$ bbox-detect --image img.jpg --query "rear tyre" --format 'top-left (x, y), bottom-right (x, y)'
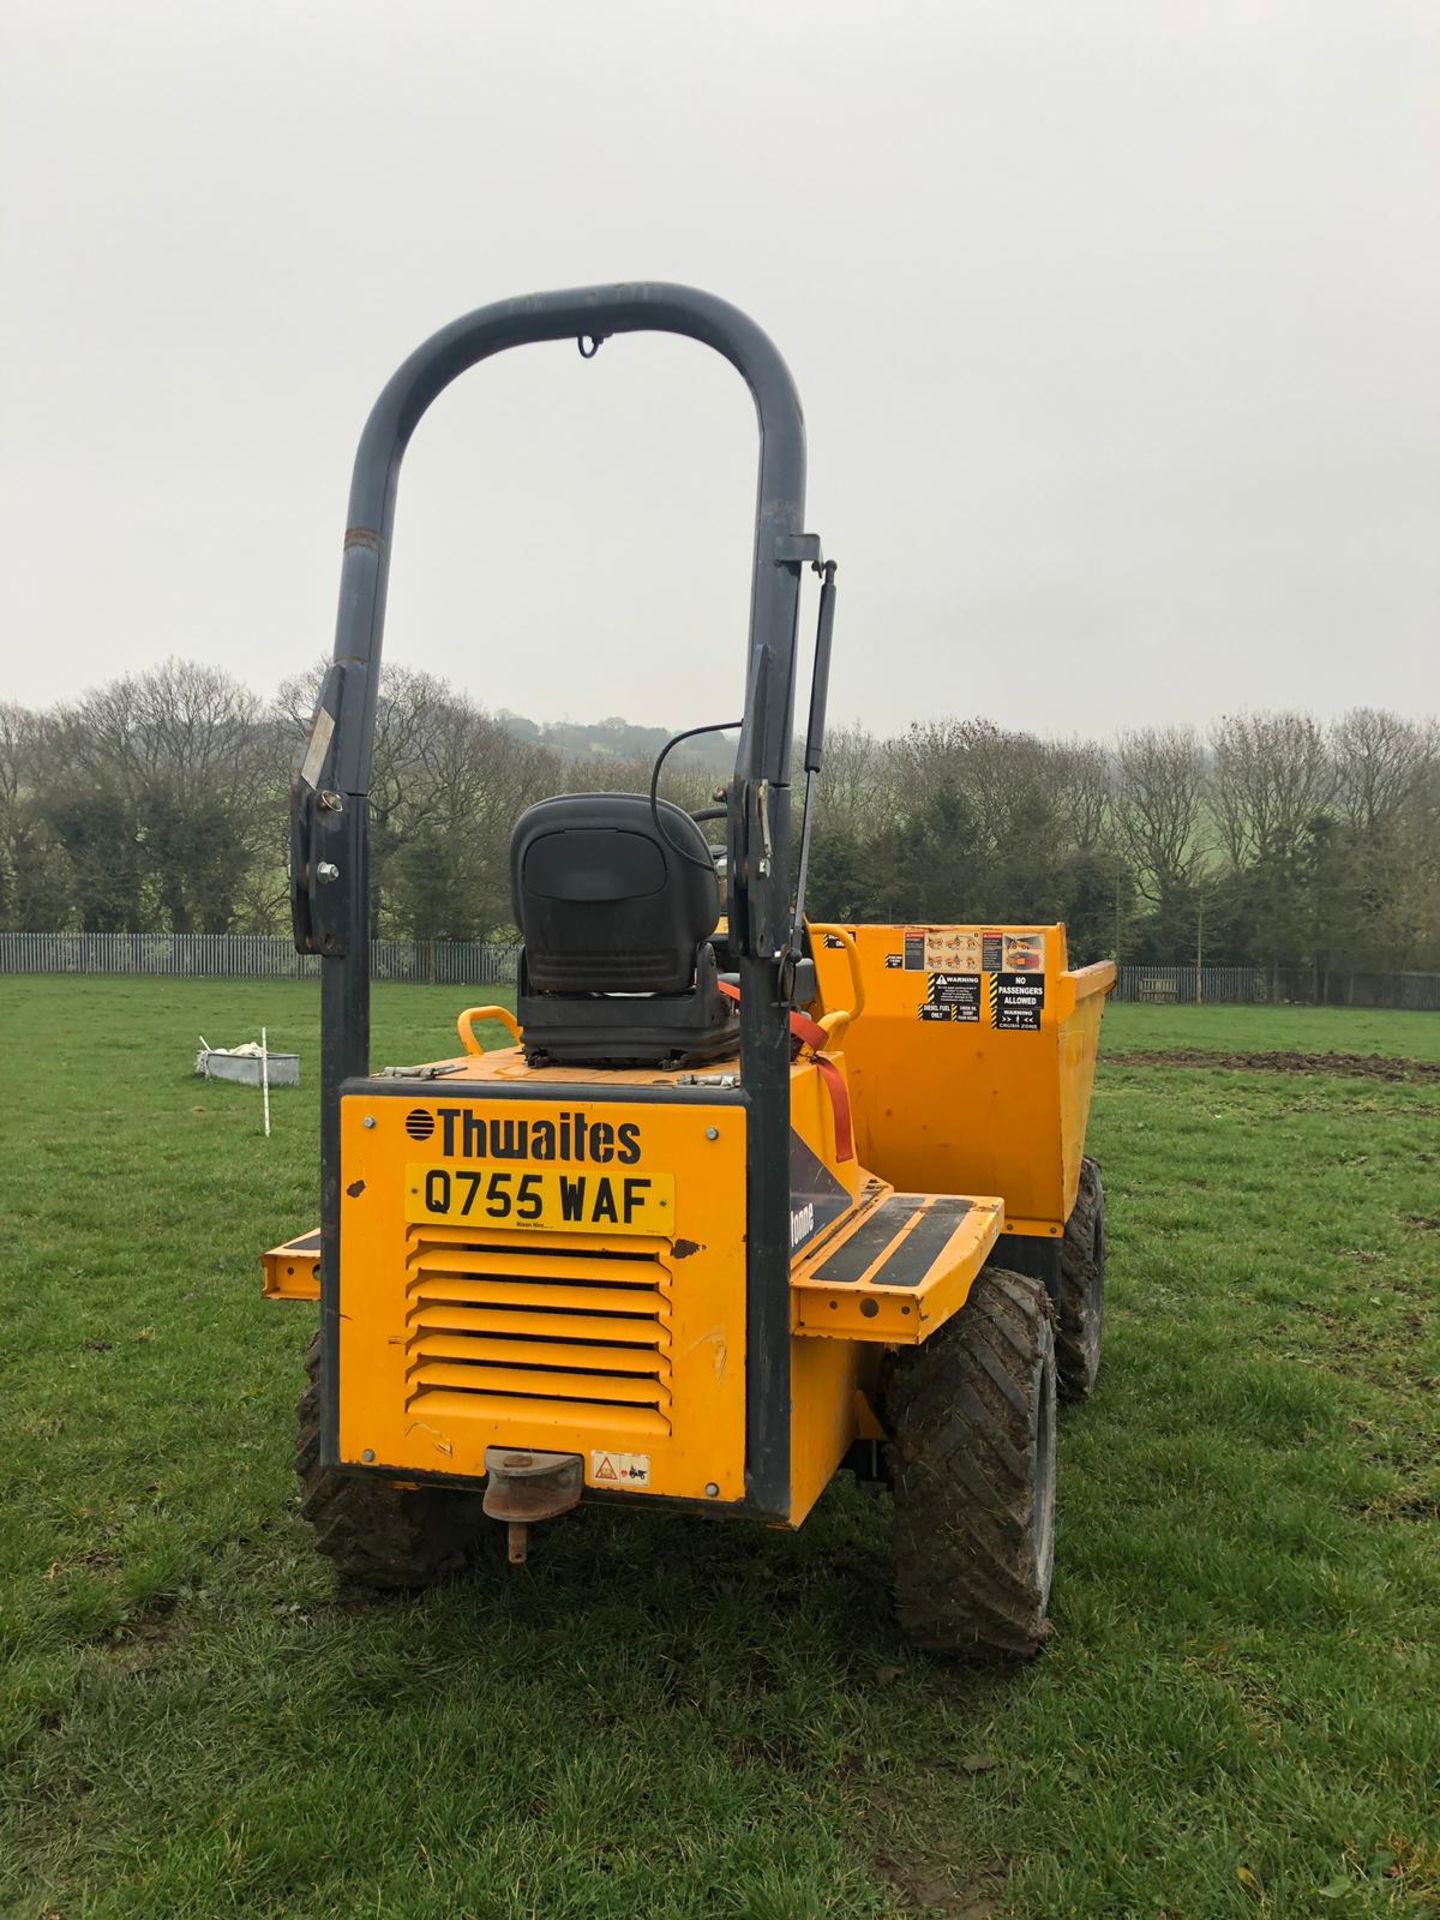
top-left (1055, 1156), bottom-right (1106, 1402)
top-left (296, 1334), bottom-right (491, 1588)
top-left (882, 1267), bottom-right (1057, 1659)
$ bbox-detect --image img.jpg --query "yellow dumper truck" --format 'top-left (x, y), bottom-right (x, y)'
top-left (266, 284), bottom-right (1114, 1657)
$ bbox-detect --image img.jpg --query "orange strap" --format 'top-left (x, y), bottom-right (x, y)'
top-left (716, 979), bottom-right (855, 1161)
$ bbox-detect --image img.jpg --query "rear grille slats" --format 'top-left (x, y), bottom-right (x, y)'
top-left (407, 1307), bottom-right (662, 1346)
top-left (409, 1359), bottom-right (670, 1406)
top-left (409, 1332), bottom-right (669, 1375)
top-left (407, 1243), bottom-right (668, 1285)
top-left (405, 1229), bottom-right (672, 1432)
top-left (407, 1390), bottom-right (669, 1435)
top-left (409, 1276), bottom-right (668, 1317)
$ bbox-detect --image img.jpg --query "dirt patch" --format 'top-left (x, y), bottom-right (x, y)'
top-left (874, 1854), bottom-right (1002, 1919)
top-left (1359, 1489), bottom-right (1440, 1523)
top-left (1109, 1049), bottom-right (1440, 1082)
top-left (107, 1590), bottom-right (182, 1655)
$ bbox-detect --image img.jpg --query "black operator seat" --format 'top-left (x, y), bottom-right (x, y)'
top-left (510, 792), bottom-right (739, 1068)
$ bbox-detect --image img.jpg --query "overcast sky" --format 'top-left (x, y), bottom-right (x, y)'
top-left (4, 0), bottom-right (1436, 739)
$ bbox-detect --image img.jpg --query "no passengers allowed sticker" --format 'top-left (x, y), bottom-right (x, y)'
top-left (990, 971), bottom-right (1045, 1030)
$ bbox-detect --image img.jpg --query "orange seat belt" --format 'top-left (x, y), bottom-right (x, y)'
top-left (716, 980), bottom-right (854, 1161)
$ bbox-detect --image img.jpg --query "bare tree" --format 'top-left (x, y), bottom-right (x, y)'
top-left (1112, 727), bottom-right (1208, 905)
top-left (389, 696), bottom-right (560, 941)
top-left (1209, 712), bottom-right (1340, 981)
top-left (51, 661), bottom-right (271, 933)
top-left (811, 723), bottom-right (892, 842)
top-left (1323, 711), bottom-right (1440, 974)
top-left (0, 704), bottom-right (71, 928)
top-left (2, 661), bottom-right (1435, 978)
top-left (279, 664), bottom-right (506, 939)
top-left (1210, 712), bottom-right (1334, 869)
top-left (1330, 709), bottom-right (1435, 835)
top-left (1052, 738), bottom-right (1113, 853)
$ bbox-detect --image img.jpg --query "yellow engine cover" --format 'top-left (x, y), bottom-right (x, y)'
top-left (336, 1092), bottom-right (748, 1502)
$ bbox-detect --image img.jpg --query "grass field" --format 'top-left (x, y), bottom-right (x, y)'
top-left (2, 977), bottom-right (1437, 1919)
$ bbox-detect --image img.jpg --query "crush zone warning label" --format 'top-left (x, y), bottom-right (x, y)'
top-left (990, 971), bottom-right (1045, 1030)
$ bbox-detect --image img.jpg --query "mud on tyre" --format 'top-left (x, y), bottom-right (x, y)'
top-left (296, 1333), bottom-right (491, 1587)
top-left (881, 1266), bottom-right (1057, 1659)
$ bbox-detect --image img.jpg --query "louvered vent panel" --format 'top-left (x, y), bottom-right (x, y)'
top-left (405, 1228), bottom-right (672, 1435)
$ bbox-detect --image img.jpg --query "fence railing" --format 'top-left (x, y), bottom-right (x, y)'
top-left (0, 931), bottom-right (521, 986)
top-left (2, 934), bottom-right (1435, 1010)
top-left (1113, 964), bottom-right (1440, 1011)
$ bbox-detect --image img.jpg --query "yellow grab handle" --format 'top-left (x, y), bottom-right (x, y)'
top-left (807, 923), bottom-right (866, 1045)
top-left (457, 1004), bottom-right (523, 1055)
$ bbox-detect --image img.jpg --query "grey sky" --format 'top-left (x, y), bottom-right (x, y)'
top-left (4, 0), bottom-right (1436, 738)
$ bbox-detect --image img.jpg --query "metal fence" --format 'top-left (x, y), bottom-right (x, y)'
top-left (0, 931), bottom-right (521, 986)
top-left (3, 934), bottom-right (1436, 1010)
top-left (1113, 965), bottom-right (1440, 1011)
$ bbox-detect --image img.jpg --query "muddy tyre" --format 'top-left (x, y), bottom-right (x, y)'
top-left (882, 1267), bottom-right (1057, 1659)
top-left (296, 1334), bottom-right (491, 1588)
top-left (1056, 1156), bottom-right (1106, 1402)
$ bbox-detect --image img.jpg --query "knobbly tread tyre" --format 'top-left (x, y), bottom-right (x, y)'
top-left (882, 1266), bottom-right (1057, 1660)
top-left (1056, 1155), bottom-right (1106, 1402)
top-left (295, 1334), bottom-right (490, 1588)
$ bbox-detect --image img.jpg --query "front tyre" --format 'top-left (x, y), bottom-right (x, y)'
top-left (882, 1267), bottom-right (1057, 1659)
top-left (1056, 1156), bottom-right (1106, 1402)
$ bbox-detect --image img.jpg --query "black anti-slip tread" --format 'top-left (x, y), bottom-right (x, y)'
top-left (814, 1195), bottom-right (927, 1285)
top-left (867, 1197), bottom-right (973, 1289)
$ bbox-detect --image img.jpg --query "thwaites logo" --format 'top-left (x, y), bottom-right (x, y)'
top-left (432, 1107), bottom-right (643, 1165)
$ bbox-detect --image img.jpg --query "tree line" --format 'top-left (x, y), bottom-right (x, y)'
top-left (2, 660), bottom-right (1436, 981)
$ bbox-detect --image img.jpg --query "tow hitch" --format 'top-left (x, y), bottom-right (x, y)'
top-left (482, 1448), bottom-right (583, 1564)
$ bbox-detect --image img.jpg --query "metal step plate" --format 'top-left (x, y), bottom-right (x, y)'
top-left (790, 1189), bottom-right (1002, 1342)
top-left (262, 1229), bottom-right (322, 1301)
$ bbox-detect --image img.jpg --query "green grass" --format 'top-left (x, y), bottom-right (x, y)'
top-left (1, 977), bottom-right (1437, 1919)
top-left (1103, 1000), bottom-right (1440, 1061)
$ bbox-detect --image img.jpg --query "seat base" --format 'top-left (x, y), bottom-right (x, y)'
top-left (516, 1005), bottom-right (739, 1070)
top-left (515, 945), bottom-right (738, 1070)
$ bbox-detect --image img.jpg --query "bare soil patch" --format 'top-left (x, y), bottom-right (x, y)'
top-left (1109, 1048), bottom-right (1440, 1082)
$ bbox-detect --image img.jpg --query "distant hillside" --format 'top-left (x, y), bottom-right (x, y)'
top-left (494, 711), bottom-right (735, 773)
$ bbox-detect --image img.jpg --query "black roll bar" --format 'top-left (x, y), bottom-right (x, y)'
top-left (295, 283), bottom-right (822, 1514)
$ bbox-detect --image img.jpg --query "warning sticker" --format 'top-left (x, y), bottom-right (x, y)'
top-left (591, 1450), bottom-right (651, 1489)
top-left (1002, 932), bottom-right (1046, 973)
top-left (299, 707), bottom-right (335, 789)
top-left (919, 972), bottom-right (982, 1023)
top-left (936, 930), bottom-right (983, 971)
top-left (990, 972), bottom-right (1045, 1030)
top-left (905, 929), bottom-right (985, 971)
top-left (981, 930), bottom-right (1004, 971)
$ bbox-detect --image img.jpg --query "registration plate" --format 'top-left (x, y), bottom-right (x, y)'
top-left (404, 1163), bottom-right (675, 1235)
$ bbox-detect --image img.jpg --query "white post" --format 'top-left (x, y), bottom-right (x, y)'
top-left (261, 1025), bottom-right (271, 1138)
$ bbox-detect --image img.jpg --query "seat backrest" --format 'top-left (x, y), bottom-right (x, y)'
top-left (511, 793), bottom-right (720, 995)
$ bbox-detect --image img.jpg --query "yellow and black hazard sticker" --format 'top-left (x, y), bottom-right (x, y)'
top-left (919, 972), bottom-right (982, 1023)
top-left (990, 972), bottom-right (1045, 1030)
